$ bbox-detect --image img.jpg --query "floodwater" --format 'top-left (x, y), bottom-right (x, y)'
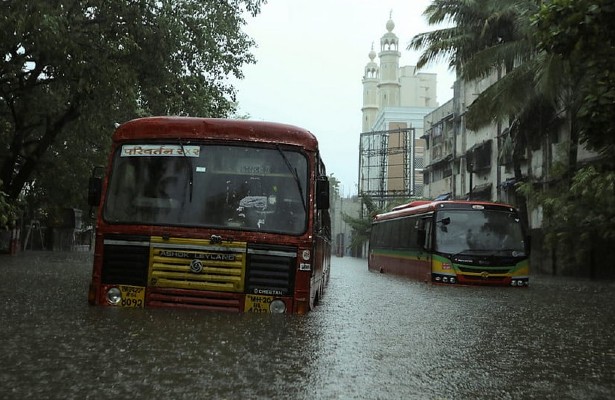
top-left (1, 251), bottom-right (614, 399)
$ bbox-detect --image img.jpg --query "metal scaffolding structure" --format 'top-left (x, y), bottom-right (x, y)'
top-left (358, 127), bottom-right (416, 209)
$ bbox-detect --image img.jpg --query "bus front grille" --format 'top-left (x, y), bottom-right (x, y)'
top-left (457, 266), bottom-right (512, 274)
top-left (147, 287), bottom-right (241, 312)
top-left (149, 245), bottom-right (246, 292)
top-left (102, 237), bottom-right (150, 286)
top-left (246, 245), bottom-right (297, 296)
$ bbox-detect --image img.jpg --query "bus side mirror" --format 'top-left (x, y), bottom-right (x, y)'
top-left (525, 235), bottom-right (531, 255)
top-left (88, 166), bottom-right (105, 207)
top-left (88, 176), bottom-right (102, 207)
top-left (316, 176), bottom-right (329, 210)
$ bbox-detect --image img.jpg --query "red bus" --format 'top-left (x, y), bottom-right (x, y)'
top-left (369, 200), bottom-right (530, 286)
top-left (88, 117), bottom-right (331, 313)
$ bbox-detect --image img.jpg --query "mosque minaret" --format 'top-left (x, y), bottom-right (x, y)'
top-left (377, 15), bottom-right (401, 108)
top-left (361, 44), bottom-right (379, 132)
top-left (362, 14), bottom-right (420, 132)
top-left (359, 13), bottom-right (438, 202)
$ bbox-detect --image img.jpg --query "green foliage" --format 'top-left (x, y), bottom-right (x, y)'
top-left (0, 180), bottom-right (19, 229)
top-left (526, 0), bottom-right (615, 247)
top-left (342, 193), bottom-right (383, 252)
top-left (0, 0), bottom-right (264, 218)
top-left (414, 0), bottom-right (615, 247)
top-left (411, 0), bottom-right (552, 229)
top-left (534, 0), bottom-right (615, 158)
top-left (341, 194), bottom-right (424, 252)
top-left (411, 0), bottom-right (537, 80)
top-left (519, 165), bottom-right (615, 247)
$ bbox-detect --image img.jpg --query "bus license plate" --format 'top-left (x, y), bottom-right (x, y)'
top-left (119, 285), bottom-right (145, 308)
top-left (245, 294), bottom-right (273, 313)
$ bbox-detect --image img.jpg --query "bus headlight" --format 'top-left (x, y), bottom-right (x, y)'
top-left (106, 287), bottom-right (122, 305)
top-left (269, 299), bottom-right (286, 313)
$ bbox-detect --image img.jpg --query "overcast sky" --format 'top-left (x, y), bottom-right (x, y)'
top-left (234, 0), bottom-right (456, 196)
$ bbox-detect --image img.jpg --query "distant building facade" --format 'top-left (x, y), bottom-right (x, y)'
top-left (424, 73), bottom-right (602, 228)
top-left (423, 74), bottom-right (513, 204)
top-left (359, 16), bottom-right (437, 207)
top-left (422, 71), bottom-right (608, 275)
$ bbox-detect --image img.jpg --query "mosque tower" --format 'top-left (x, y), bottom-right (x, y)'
top-left (377, 14), bottom-right (401, 108)
top-left (361, 44), bottom-right (379, 132)
top-left (359, 13), bottom-right (438, 203)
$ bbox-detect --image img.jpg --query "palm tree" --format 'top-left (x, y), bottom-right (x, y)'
top-left (409, 0), bottom-right (576, 218)
top-left (416, 0), bottom-right (591, 177)
top-left (412, 0), bottom-right (614, 274)
top-left (410, 0), bottom-right (530, 75)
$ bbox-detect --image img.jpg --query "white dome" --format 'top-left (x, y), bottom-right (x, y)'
top-left (386, 18), bottom-right (395, 32)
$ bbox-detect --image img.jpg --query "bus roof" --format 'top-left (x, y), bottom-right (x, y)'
top-left (373, 200), bottom-right (518, 222)
top-left (112, 117), bottom-right (319, 150)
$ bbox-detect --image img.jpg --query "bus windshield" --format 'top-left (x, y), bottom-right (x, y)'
top-left (103, 143), bottom-right (308, 234)
top-left (434, 209), bottom-right (526, 255)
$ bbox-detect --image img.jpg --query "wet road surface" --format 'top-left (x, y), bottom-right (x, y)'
top-left (1, 251), bottom-right (614, 399)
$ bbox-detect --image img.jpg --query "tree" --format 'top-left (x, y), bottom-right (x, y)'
top-left (534, 0), bottom-right (615, 160)
top-left (410, 1), bottom-right (589, 218)
top-left (0, 179), bottom-right (19, 229)
top-left (410, 0), bottom-right (550, 221)
top-left (410, 0), bottom-right (528, 74)
top-left (412, 0), bottom-right (613, 186)
top-left (0, 0), bottom-right (264, 213)
top-left (342, 193), bottom-right (383, 254)
top-left (520, 0), bottom-right (615, 259)
top-left (412, 0), bottom-right (615, 274)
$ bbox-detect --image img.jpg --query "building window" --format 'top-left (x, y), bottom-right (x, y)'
top-left (467, 140), bottom-right (492, 172)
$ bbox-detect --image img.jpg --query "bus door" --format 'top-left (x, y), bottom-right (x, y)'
top-left (416, 216), bottom-right (433, 282)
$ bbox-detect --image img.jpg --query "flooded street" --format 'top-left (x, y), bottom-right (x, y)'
top-left (1, 252), bottom-right (614, 399)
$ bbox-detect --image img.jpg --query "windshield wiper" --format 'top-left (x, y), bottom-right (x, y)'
top-left (276, 145), bottom-right (307, 214)
top-left (178, 141), bottom-right (194, 202)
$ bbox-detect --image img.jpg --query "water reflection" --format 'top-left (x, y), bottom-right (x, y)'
top-left (1, 252), bottom-right (614, 399)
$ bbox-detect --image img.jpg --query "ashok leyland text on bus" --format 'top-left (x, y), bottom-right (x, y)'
top-left (87, 117), bottom-right (331, 313)
top-left (368, 200), bottom-right (530, 286)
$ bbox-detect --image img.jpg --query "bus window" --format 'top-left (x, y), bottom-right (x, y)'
top-left (434, 209), bottom-right (525, 255)
top-left (103, 144), bottom-right (308, 235)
